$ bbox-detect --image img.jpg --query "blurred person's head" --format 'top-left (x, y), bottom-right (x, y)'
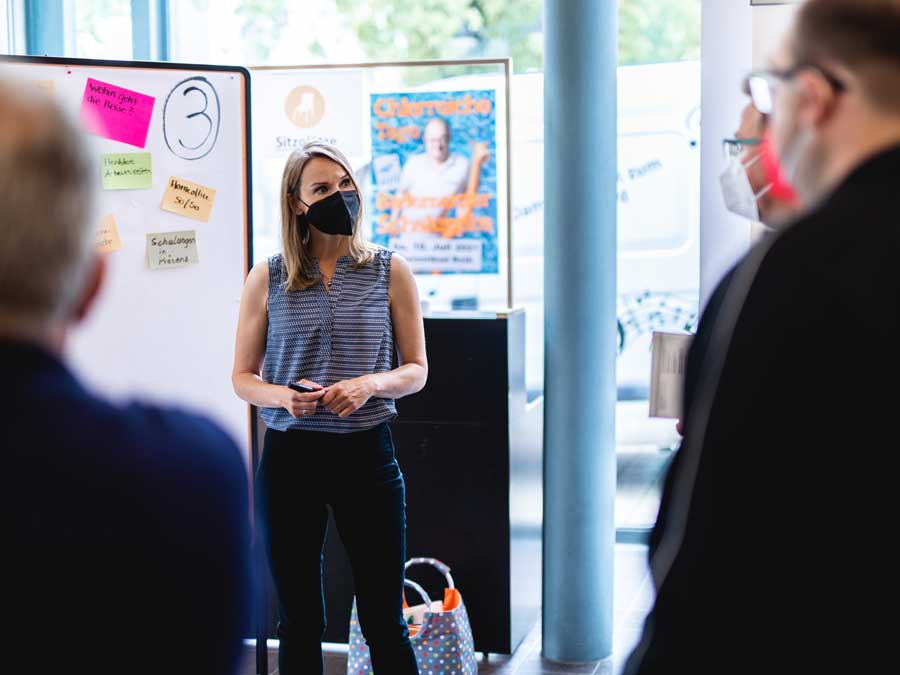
top-left (759, 0), bottom-right (900, 206)
top-left (721, 101), bottom-right (803, 228)
top-left (280, 141), bottom-right (374, 291)
top-left (424, 117), bottom-right (451, 163)
top-left (0, 79), bottom-right (103, 352)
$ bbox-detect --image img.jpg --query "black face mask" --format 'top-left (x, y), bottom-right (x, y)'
top-left (299, 190), bottom-right (359, 236)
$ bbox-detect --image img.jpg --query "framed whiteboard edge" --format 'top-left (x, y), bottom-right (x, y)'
top-left (0, 53), bottom-right (257, 471)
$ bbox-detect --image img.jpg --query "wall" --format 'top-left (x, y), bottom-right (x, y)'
top-left (753, 3), bottom-right (799, 67)
top-left (699, 0), bottom-right (753, 306)
top-left (699, 0), bottom-right (799, 305)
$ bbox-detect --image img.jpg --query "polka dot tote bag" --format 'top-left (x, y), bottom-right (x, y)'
top-left (347, 557), bottom-right (478, 675)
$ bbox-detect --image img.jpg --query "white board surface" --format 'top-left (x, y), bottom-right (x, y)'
top-left (0, 57), bottom-right (252, 459)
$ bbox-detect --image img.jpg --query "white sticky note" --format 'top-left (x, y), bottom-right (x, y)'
top-left (146, 230), bottom-right (199, 270)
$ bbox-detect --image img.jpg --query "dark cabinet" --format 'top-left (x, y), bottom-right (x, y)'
top-left (254, 309), bottom-right (542, 658)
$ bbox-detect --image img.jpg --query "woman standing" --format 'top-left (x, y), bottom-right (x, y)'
top-left (233, 142), bottom-right (427, 675)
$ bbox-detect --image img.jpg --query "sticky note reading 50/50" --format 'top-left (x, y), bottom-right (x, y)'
top-left (146, 230), bottom-right (199, 270)
top-left (161, 176), bottom-right (216, 222)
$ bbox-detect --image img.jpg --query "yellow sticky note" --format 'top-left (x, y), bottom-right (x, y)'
top-left (161, 176), bottom-right (216, 222)
top-left (95, 214), bottom-right (123, 253)
top-left (34, 80), bottom-right (55, 97)
top-left (146, 230), bottom-right (199, 270)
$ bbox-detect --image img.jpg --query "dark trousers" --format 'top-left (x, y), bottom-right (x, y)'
top-left (255, 422), bottom-right (419, 675)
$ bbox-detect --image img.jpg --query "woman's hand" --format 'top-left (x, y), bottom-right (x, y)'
top-left (282, 379), bottom-right (326, 419)
top-left (320, 376), bottom-right (376, 418)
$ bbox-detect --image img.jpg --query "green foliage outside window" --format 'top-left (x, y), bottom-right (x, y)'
top-left (228, 0), bottom-right (700, 74)
top-left (329, 0), bottom-right (699, 70)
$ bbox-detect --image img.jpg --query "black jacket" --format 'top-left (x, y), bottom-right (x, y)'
top-left (627, 145), bottom-right (900, 673)
top-left (3, 340), bottom-right (252, 674)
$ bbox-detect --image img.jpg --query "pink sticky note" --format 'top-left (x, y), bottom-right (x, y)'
top-left (80, 78), bottom-right (155, 148)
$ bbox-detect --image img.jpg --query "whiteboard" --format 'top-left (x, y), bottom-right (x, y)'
top-left (0, 56), bottom-right (252, 460)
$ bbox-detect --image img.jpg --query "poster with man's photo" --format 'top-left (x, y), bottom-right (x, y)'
top-left (369, 89), bottom-right (498, 275)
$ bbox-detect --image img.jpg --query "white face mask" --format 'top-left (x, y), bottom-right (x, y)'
top-left (720, 153), bottom-right (772, 222)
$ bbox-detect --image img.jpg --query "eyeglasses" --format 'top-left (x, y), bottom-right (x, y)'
top-left (722, 137), bottom-right (761, 159)
top-left (743, 64), bottom-right (845, 115)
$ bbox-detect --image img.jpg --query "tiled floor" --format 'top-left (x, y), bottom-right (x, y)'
top-left (240, 544), bottom-right (655, 675)
top-left (615, 447), bottom-right (674, 530)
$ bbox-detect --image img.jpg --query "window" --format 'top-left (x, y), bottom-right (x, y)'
top-left (168, 0), bottom-right (540, 70)
top-left (2, 0), bottom-right (26, 54)
top-left (614, 0), bottom-right (701, 532)
top-left (75, 0), bottom-right (132, 60)
top-left (16, 0), bottom-right (136, 60)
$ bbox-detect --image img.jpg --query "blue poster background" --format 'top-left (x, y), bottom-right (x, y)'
top-left (369, 89), bottom-right (498, 275)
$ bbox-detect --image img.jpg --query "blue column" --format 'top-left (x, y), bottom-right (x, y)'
top-left (24, 0), bottom-right (65, 56)
top-left (543, 0), bottom-right (618, 663)
top-left (131, 0), bottom-right (169, 61)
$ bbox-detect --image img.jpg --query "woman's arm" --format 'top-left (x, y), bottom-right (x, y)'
top-left (231, 261), bottom-right (325, 416)
top-left (376, 253), bottom-right (428, 397)
top-left (321, 253), bottom-right (428, 418)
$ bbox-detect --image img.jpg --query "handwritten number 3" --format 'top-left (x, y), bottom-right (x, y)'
top-left (163, 77), bottom-right (221, 160)
top-left (180, 86), bottom-right (211, 151)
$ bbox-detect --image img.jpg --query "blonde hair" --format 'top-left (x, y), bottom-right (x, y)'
top-left (279, 142), bottom-right (375, 291)
top-left (0, 79), bottom-right (94, 326)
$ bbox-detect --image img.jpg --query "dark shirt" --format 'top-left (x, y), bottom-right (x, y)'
top-left (649, 265), bottom-right (737, 560)
top-left (3, 340), bottom-right (252, 674)
top-left (628, 145), bottom-right (900, 673)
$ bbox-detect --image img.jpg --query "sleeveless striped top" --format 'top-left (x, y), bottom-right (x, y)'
top-left (261, 248), bottom-right (397, 433)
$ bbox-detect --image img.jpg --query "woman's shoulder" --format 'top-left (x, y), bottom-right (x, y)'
top-left (387, 251), bottom-right (412, 277)
top-left (247, 258), bottom-right (270, 280)
top-left (371, 245), bottom-right (394, 262)
top-left (357, 244), bottom-right (393, 270)
top-left (263, 253), bottom-right (287, 282)
top-left (242, 259), bottom-right (270, 303)
top-left (377, 249), bottom-right (413, 289)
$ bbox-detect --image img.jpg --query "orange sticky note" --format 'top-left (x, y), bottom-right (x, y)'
top-left (161, 176), bottom-right (216, 222)
top-left (95, 214), bottom-right (123, 253)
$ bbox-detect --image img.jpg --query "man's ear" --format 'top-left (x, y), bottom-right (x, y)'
top-left (72, 253), bottom-right (106, 324)
top-left (796, 69), bottom-right (841, 128)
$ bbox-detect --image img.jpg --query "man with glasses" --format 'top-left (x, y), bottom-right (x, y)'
top-left (720, 98), bottom-right (801, 230)
top-left (627, 1), bottom-right (900, 672)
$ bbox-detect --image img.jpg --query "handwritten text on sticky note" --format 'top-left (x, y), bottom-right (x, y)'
top-left (147, 230), bottom-right (199, 270)
top-left (80, 78), bottom-right (155, 148)
top-left (101, 152), bottom-right (152, 190)
top-left (95, 214), bottom-right (123, 253)
top-left (161, 176), bottom-right (216, 222)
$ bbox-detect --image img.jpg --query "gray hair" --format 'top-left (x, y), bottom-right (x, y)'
top-left (0, 78), bottom-right (95, 326)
